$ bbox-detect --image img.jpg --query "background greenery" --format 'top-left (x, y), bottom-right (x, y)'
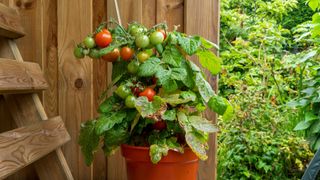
top-left (218, 0), bottom-right (319, 179)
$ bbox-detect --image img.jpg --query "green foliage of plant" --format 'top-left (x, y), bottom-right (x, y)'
top-left (218, 0), bottom-right (315, 178)
top-left (75, 21), bottom-right (231, 165)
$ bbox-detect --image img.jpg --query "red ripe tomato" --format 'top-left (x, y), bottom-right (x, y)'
top-left (95, 29), bottom-right (112, 48)
top-left (102, 28), bottom-right (111, 34)
top-left (120, 46), bottom-right (134, 61)
top-left (157, 29), bottom-right (167, 40)
top-left (139, 87), bottom-right (156, 101)
top-left (102, 48), bottom-right (120, 62)
top-left (153, 120), bottom-right (167, 130)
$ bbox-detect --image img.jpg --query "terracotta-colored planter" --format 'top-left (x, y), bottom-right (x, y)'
top-left (121, 144), bottom-right (199, 180)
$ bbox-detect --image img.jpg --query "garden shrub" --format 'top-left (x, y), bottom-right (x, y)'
top-left (218, 0), bottom-right (315, 178)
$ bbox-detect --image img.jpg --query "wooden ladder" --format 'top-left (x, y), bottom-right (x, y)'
top-left (0, 3), bottom-right (74, 180)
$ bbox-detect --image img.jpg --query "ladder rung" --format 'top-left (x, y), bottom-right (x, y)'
top-left (0, 116), bottom-right (71, 179)
top-left (0, 3), bottom-right (25, 39)
top-left (0, 58), bottom-right (48, 94)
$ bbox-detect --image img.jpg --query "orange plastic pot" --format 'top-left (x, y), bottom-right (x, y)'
top-left (121, 144), bottom-right (199, 180)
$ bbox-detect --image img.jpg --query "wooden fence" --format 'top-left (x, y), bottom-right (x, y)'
top-left (0, 0), bottom-right (219, 179)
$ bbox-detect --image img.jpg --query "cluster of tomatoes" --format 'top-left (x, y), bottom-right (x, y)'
top-left (74, 24), bottom-right (168, 130)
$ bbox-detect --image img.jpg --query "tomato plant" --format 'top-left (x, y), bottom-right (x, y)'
top-left (120, 46), bottom-right (134, 61)
top-left (75, 20), bottom-right (228, 166)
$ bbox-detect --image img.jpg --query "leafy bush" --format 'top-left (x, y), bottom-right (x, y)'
top-left (218, 0), bottom-right (315, 178)
top-left (218, 129), bottom-right (313, 179)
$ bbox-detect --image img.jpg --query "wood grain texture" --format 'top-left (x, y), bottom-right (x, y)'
top-left (0, 58), bottom-right (48, 94)
top-left (0, 116), bottom-right (70, 179)
top-left (0, 3), bottom-right (24, 38)
top-left (142, 0), bottom-right (156, 28)
top-left (185, 0), bottom-right (220, 179)
top-left (41, 0), bottom-right (59, 118)
top-left (4, 93), bottom-right (72, 180)
top-left (7, 39), bottom-right (74, 180)
top-left (92, 0), bottom-right (107, 179)
top-left (57, 0), bottom-right (93, 179)
top-left (156, 0), bottom-right (184, 32)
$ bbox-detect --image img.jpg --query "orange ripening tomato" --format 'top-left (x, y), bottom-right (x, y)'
top-left (139, 87), bottom-right (156, 101)
top-left (120, 46), bottom-right (134, 61)
top-left (102, 48), bottom-right (120, 62)
top-left (95, 29), bottom-right (112, 48)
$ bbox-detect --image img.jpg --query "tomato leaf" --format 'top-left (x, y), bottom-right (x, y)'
top-left (222, 100), bottom-right (234, 121)
top-left (178, 35), bottom-right (201, 55)
top-left (200, 37), bottom-right (219, 49)
top-left (162, 45), bottom-right (184, 67)
top-left (171, 68), bottom-right (187, 81)
top-left (149, 144), bottom-right (168, 164)
top-left (135, 96), bottom-right (166, 117)
top-left (180, 60), bottom-right (195, 88)
top-left (103, 124), bottom-right (129, 155)
top-left (79, 120), bottom-right (100, 165)
top-left (195, 72), bottom-right (214, 102)
top-left (196, 49), bottom-right (222, 75)
top-left (188, 116), bottom-right (218, 133)
top-left (155, 67), bottom-right (178, 93)
top-left (137, 57), bottom-right (161, 77)
top-left (208, 95), bottom-right (228, 115)
top-left (98, 95), bottom-right (121, 114)
top-left (149, 137), bottom-right (183, 164)
top-left (161, 109), bottom-right (177, 121)
top-left (162, 91), bottom-right (197, 106)
top-left (95, 111), bottom-right (127, 135)
top-left (185, 131), bottom-right (208, 160)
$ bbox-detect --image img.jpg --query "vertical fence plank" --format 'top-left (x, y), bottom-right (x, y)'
top-left (92, 0), bottom-right (107, 179)
top-left (142, 0), bottom-right (156, 28)
top-left (156, 0), bottom-right (184, 31)
top-left (57, 0), bottom-right (93, 179)
top-left (42, 0), bottom-right (59, 118)
top-left (185, 0), bottom-right (220, 179)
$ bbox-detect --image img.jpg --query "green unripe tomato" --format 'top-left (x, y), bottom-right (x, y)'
top-left (74, 46), bottom-right (85, 59)
top-left (83, 36), bottom-right (96, 48)
top-left (137, 51), bottom-right (150, 63)
top-left (145, 48), bottom-right (155, 56)
top-left (125, 95), bottom-right (136, 108)
top-left (127, 60), bottom-right (140, 74)
top-left (135, 35), bottom-right (150, 48)
top-left (130, 26), bottom-right (143, 37)
top-left (150, 31), bottom-right (164, 45)
top-left (89, 49), bottom-right (100, 59)
top-left (115, 85), bottom-right (131, 99)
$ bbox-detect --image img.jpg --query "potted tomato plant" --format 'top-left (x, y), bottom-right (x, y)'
top-left (75, 20), bottom-right (232, 180)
